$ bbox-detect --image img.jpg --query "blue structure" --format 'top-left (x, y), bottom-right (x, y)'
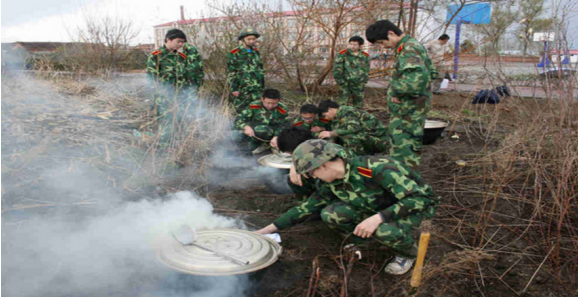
top-left (447, 2), bottom-right (492, 79)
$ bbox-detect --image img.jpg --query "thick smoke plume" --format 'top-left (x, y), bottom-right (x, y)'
top-left (1, 64), bottom-right (277, 296)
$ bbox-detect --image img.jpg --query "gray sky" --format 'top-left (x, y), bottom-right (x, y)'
top-left (1, 0), bottom-right (209, 44)
top-left (2, 0), bottom-right (577, 48)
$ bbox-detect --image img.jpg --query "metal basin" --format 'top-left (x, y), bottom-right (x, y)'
top-left (423, 120), bottom-right (449, 145)
top-left (257, 153), bottom-right (293, 169)
top-left (158, 229), bottom-right (282, 276)
top-left (257, 153), bottom-right (294, 194)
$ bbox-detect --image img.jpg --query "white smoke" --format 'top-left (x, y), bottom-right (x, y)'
top-left (2, 191), bottom-right (248, 296)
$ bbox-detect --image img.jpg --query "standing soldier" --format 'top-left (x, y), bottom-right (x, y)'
top-left (426, 34), bottom-right (451, 94)
top-left (317, 100), bottom-right (388, 155)
top-left (256, 139), bottom-right (439, 275)
top-left (227, 28), bottom-right (265, 113)
top-left (333, 36), bottom-right (370, 108)
top-left (146, 29), bottom-right (204, 141)
top-left (365, 20), bottom-right (438, 170)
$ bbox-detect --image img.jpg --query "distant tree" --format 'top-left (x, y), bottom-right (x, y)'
top-left (476, 2), bottom-right (517, 55)
top-left (517, 0), bottom-right (552, 56)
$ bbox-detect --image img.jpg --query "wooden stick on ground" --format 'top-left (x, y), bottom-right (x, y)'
top-left (409, 232), bottom-right (431, 295)
top-left (306, 257), bottom-right (320, 297)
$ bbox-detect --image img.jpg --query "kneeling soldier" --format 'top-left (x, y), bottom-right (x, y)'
top-left (292, 104), bottom-right (331, 138)
top-left (317, 100), bottom-right (387, 155)
top-left (256, 139), bottom-right (439, 275)
top-left (234, 89), bottom-right (289, 154)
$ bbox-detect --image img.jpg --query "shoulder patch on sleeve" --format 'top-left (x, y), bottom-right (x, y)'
top-left (339, 49), bottom-right (348, 55)
top-left (293, 121), bottom-right (304, 127)
top-left (362, 51), bottom-right (370, 57)
top-left (276, 106), bottom-right (287, 115)
top-left (249, 104), bottom-right (262, 109)
top-left (151, 50), bottom-right (162, 56)
top-left (319, 117), bottom-right (330, 123)
top-left (230, 48), bottom-right (240, 54)
top-left (357, 167), bottom-right (373, 178)
top-left (178, 52), bottom-right (187, 59)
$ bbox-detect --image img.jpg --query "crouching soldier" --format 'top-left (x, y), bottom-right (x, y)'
top-left (317, 100), bottom-right (387, 155)
top-left (277, 127), bottom-right (356, 202)
top-left (256, 139), bottom-right (439, 275)
top-left (234, 89), bottom-right (289, 154)
top-left (292, 104), bottom-right (331, 138)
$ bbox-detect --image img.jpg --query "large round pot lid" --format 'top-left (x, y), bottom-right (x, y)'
top-left (158, 229), bottom-right (282, 276)
top-left (257, 153), bottom-right (293, 169)
top-left (425, 119), bottom-right (449, 129)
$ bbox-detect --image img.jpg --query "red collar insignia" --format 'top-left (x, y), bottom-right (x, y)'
top-left (357, 167), bottom-right (373, 178)
top-left (178, 52), bottom-right (187, 59)
top-left (276, 106), bottom-right (287, 115)
top-left (293, 121), bottom-right (304, 127)
top-left (249, 104), bottom-right (262, 109)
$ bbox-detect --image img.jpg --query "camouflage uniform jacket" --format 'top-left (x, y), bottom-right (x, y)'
top-left (333, 49), bottom-right (370, 85)
top-left (146, 45), bottom-right (203, 89)
top-left (292, 116), bottom-right (332, 136)
top-left (274, 155), bottom-right (438, 229)
top-left (227, 46), bottom-right (265, 93)
top-left (389, 35), bottom-right (438, 99)
top-left (332, 106), bottom-right (387, 138)
top-left (182, 43), bottom-right (204, 87)
top-left (234, 100), bottom-right (289, 135)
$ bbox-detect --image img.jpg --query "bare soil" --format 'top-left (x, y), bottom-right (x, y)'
top-left (2, 74), bottom-right (574, 296)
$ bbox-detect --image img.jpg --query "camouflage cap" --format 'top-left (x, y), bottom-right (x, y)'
top-left (292, 140), bottom-right (341, 174)
top-left (238, 28), bottom-right (261, 40)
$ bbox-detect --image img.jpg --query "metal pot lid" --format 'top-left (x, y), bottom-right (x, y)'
top-left (425, 119), bottom-right (449, 129)
top-left (257, 153), bottom-right (293, 169)
top-left (158, 229), bottom-right (282, 276)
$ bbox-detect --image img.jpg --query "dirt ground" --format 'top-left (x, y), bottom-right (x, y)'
top-left (2, 73), bottom-right (575, 296)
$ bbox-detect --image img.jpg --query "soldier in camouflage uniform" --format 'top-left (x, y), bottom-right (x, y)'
top-left (333, 36), bottom-right (371, 108)
top-left (291, 104), bottom-right (332, 138)
top-left (146, 29), bottom-right (204, 141)
top-left (277, 127), bottom-right (356, 203)
top-left (234, 89), bottom-right (289, 153)
top-left (256, 139), bottom-right (439, 275)
top-left (227, 28), bottom-right (265, 114)
top-left (366, 20), bottom-right (438, 170)
top-left (317, 100), bottom-right (387, 155)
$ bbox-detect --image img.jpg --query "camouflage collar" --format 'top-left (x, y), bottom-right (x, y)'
top-left (342, 161), bottom-right (352, 184)
top-left (395, 35), bottom-right (411, 53)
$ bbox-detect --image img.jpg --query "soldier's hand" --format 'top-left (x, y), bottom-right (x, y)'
top-left (289, 166), bottom-right (303, 186)
top-left (271, 136), bottom-right (279, 149)
top-left (232, 91), bottom-right (240, 97)
top-left (318, 131), bottom-right (332, 139)
top-left (255, 223), bottom-right (278, 235)
top-left (311, 126), bottom-right (323, 133)
top-left (391, 97), bottom-right (401, 104)
top-left (243, 126), bottom-right (255, 137)
top-left (354, 214), bottom-right (383, 238)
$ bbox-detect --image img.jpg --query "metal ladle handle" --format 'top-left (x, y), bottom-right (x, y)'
top-left (192, 242), bottom-right (250, 266)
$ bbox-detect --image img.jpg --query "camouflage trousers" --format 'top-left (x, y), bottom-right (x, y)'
top-left (388, 95), bottom-right (430, 170)
top-left (242, 124), bottom-right (275, 150)
top-left (338, 83), bottom-right (365, 108)
top-left (155, 88), bottom-right (199, 145)
top-left (340, 134), bottom-right (388, 155)
top-left (287, 176), bottom-right (317, 202)
top-left (320, 200), bottom-right (436, 258)
top-left (233, 89), bottom-right (262, 114)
